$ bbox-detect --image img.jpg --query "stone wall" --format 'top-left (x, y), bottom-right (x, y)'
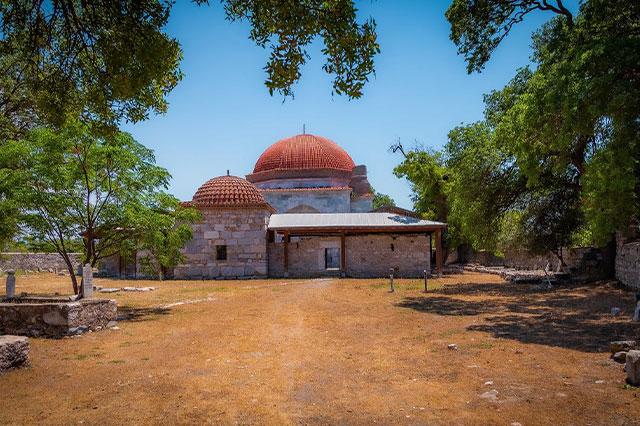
top-left (346, 234), bottom-right (430, 278)
top-left (268, 233), bottom-right (431, 278)
top-left (616, 238), bottom-right (640, 291)
top-left (0, 297), bottom-right (117, 338)
top-left (0, 252), bottom-right (81, 273)
top-left (262, 189), bottom-right (351, 213)
top-left (457, 245), bottom-right (613, 281)
top-left (174, 207), bottom-right (270, 279)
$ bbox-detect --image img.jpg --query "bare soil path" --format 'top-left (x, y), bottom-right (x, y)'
top-left (0, 272), bottom-right (639, 425)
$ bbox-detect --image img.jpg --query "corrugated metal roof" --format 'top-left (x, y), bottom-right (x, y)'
top-left (268, 212), bottom-right (446, 230)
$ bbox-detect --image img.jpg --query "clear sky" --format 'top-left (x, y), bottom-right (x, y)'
top-left (122, 1), bottom-right (575, 209)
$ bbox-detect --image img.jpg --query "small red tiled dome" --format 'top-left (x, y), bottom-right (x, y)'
top-left (253, 134), bottom-right (355, 174)
top-left (192, 175), bottom-right (271, 209)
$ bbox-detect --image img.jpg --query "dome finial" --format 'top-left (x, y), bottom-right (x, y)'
top-left (226, 169), bottom-right (230, 176)
top-left (303, 123), bottom-right (306, 135)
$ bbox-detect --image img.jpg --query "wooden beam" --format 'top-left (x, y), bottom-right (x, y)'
top-left (340, 232), bottom-right (346, 274)
top-left (435, 229), bottom-right (443, 277)
top-left (283, 231), bottom-right (289, 277)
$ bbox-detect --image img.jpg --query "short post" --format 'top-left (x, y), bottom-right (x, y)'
top-left (389, 268), bottom-right (395, 293)
top-left (423, 269), bottom-right (428, 293)
top-left (5, 270), bottom-right (16, 299)
top-left (82, 264), bottom-right (93, 299)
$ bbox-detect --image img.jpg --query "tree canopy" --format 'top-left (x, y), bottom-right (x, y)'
top-left (372, 191), bottom-right (395, 210)
top-left (0, 0), bottom-right (381, 248)
top-left (220, 0), bottom-right (379, 99)
top-left (9, 122), bottom-right (198, 293)
top-left (397, 0), bottom-right (639, 261)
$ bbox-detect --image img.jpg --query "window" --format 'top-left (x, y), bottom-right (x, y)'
top-left (216, 245), bottom-right (227, 261)
top-left (325, 247), bottom-right (340, 270)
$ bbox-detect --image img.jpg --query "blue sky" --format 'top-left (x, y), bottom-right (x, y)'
top-left (122, 1), bottom-right (576, 209)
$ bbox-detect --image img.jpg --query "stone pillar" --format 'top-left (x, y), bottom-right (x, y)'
top-left (82, 264), bottom-right (93, 298)
top-left (625, 350), bottom-right (640, 386)
top-left (5, 270), bottom-right (16, 299)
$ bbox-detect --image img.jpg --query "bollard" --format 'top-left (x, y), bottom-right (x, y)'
top-left (423, 269), bottom-right (428, 293)
top-left (82, 264), bottom-right (93, 299)
top-left (5, 270), bottom-right (16, 299)
top-left (389, 268), bottom-right (395, 293)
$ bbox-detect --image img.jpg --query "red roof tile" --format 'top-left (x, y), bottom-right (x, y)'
top-left (192, 175), bottom-right (272, 210)
top-left (253, 134), bottom-right (355, 174)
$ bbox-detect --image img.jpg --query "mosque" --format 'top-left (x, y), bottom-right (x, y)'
top-left (107, 133), bottom-right (446, 279)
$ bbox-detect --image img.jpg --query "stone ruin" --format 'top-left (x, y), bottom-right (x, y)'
top-left (1, 265), bottom-right (117, 338)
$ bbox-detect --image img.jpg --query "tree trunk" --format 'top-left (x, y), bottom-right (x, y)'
top-left (60, 252), bottom-right (79, 295)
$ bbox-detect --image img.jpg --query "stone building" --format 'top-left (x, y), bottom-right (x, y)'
top-left (173, 175), bottom-right (274, 279)
top-left (102, 133), bottom-right (446, 279)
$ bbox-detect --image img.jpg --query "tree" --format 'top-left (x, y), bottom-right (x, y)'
top-left (372, 191), bottom-right (395, 209)
top-left (136, 195), bottom-right (201, 280)
top-left (11, 121), bottom-right (185, 295)
top-left (447, 0), bottom-right (640, 244)
top-left (0, 1), bottom-right (182, 138)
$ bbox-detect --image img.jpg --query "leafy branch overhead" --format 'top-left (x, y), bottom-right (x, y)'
top-left (446, 0), bottom-right (574, 73)
top-left (221, 0), bottom-right (380, 99)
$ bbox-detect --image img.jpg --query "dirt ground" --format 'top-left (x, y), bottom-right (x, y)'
top-left (1, 272), bottom-right (639, 425)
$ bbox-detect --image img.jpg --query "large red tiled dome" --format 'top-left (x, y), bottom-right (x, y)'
top-left (253, 134), bottom-right (355, 174)
top-left (192, 175), bottom-right (272, 209)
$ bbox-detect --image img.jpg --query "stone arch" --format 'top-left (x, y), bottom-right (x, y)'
top-left (286, 204), bottom-right (320, 213)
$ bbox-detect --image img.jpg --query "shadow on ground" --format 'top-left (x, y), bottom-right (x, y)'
top-left (117, 305), bottom-right (172, 322)
top-left (397, 280), bottom-right (640, 352)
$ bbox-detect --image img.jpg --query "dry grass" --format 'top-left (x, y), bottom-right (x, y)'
top-left (1, 272), bottom-right (639, 425)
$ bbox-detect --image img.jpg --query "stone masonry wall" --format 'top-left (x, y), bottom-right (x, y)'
top-left (262, 190), bottom-right (351, 213)
top-left (458, 245), bottom-right (613, 280)
top-left (346, 234), bottom-right (430, 278)
top-left (0, 252), bottom-right (81, 273)
top-left (174, 207), bottom-right (269, 279)
top-left (616, 239), bottom-right (640, 291)
top-left (267, 233), bottom-right (431, 278)
top-left (0, 298), bottom-right (117, 338)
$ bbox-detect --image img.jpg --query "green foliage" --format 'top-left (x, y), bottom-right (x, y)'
top-left (392, 144), bottom-right (449, 222)
top-left (222, 0), bottom-right (380, 99)
top-left (10, 121), bottom-right (176, 293)
top-left (136, 194), bottom-right (201, 280)
top-left (433, 0), bottom-right (640, 256)
top-left (0, 1), bottom-right (182, 137)
top-left (372, 191), bottom-right (395, 209)
top-left (446, 0), bottom-right (574, 73)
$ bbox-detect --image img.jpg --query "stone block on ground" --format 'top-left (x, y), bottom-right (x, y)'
top-left (122, 287), bottom-right (155, 292)
top-left (0, 335), bottom-right (29, 373)
top-left (625, 350), bottom-right (640, 386)
top-left (98, 288), bottom-right (120, 293)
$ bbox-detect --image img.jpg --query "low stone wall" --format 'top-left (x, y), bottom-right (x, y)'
top-left (616, 240), bottom-right (640, 291)
top-left (0, 253), bottom-right (81, 274)
top-left (0, 297), bottom-right (117, 338)
top-left (458, 245), bottom-right (613, 281)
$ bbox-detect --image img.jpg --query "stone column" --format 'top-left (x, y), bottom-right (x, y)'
top-left (82, 264), bottom-right (93, 298)
top-left (5, 270), bottom-right (16, 299)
